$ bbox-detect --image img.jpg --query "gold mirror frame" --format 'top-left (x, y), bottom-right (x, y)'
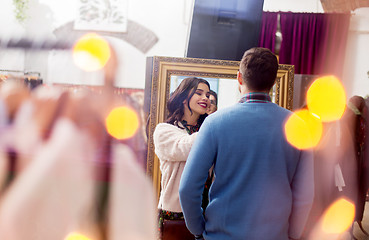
top-left (145, 56), bottom-right (294, 199)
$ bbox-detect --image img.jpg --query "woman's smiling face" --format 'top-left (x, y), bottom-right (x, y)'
top-left (186, 83), bottom-right (210, 117)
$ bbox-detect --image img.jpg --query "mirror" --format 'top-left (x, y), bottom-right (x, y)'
top-left (144, 56), bottom-right (294, 199)
top-left (170, 76), bottom-right (242, 110)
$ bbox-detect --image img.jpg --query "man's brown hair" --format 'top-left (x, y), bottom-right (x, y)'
top-left (239, 47), bottom-right (278, 92)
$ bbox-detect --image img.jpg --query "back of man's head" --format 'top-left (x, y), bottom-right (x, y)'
top-left (239, 47), bottom-right (278, 92)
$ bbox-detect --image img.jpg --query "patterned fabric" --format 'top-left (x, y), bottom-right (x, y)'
top-left (202, 172), bottom-right (213, 212)
top-left (158, 209), bottom-right (185, 238)
top-left (1, 149), bottom-right (17, 193)
top-left (181, 120), bottom-right (200, 135)
top-left (238, 92), bottom-right (271, 104)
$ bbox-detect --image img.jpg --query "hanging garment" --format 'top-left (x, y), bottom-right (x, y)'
top-left (0, 118), bottom-right (99, 240)
top-left (108, 143), bottom-right (157, 240)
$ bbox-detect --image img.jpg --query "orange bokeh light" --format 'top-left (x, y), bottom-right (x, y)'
top-left (284, 109), bottom-right (323, 149)
top-left (322, 198), bottom-right (355, 234)
top-left (307, 75), bottom-right (346, 122)
top-left (65, 232), bottom-right (91, 240)
top-left (73, 33), bottom-right (111, 72)
top-left (105, 106), bottom-right (139, 140)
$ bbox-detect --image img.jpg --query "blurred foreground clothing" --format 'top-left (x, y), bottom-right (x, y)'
top-left (302, 96), bottom-right (369, 239)
top-left (0, 85), bottom-right (157, 240)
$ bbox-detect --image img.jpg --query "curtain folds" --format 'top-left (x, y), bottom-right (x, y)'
top-left (259, 12), bottom-right (351, 77)
top-left (258, 12), bottom-right (279, 53)
top-left (279, 12), bottom-right (322, 75)
top-left (313, 13), bottom-right (351, 77)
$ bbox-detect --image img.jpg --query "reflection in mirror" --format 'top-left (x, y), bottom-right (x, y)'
top-left (218, 78), bottom-right (240, 109)
top-left (170, 76), bottom-right (240, 110)
top-left (170, 76), bottom-right (277, 111)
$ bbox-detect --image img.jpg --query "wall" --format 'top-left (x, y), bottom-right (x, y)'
top-left (42, 0), bottom-right (325, 89)
top-left (0, 0), bottom-right (26, 71)
top-left (42, 0), bottom-right (193, 89)
top-left (342, 8), bottom-right (369, 97)
top-left (0, 0), bottom-right (194, 88)
top-left (0, 0), bottom-right (368, 98)
top-left (263, 0), bottom-right (324, 12)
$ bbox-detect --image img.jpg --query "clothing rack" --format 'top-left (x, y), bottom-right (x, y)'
top-left (0, 69), bottom-right (24, 74)
top-left (0, 37), bottom-right (73, 50)
top-left (0, 69), bottom-right (43, 90)
top-left (0, 69), bottom-right (41, 78)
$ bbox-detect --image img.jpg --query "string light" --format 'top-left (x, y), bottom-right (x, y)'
top-left (65, 232), bottom-right (92, 240)
top-left (105, 106), bottom-right (139, 140)
top-left (322, 198), bottom-right (355, 234)
top-left (73, 33), bottom-right (111, 72)
top-left (307, 75), bottom-right (346, 122)
top-left (284, 109), bottom-right (323, 149)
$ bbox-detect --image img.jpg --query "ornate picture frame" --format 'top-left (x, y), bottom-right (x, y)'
top-left (144, 56), bottom-right (294, 199)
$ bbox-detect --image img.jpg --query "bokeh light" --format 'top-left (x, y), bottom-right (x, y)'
top-left (322, 198), bottom-right (355, 234)
top-left (306, 75), bottom-right (346, 122)
top-left (73, 33), bottom-right (111, 72)
top-left (284, 109), bottom-right (323, 149)
top-left (105, 106), bottom-right (139, 140)
top-left (65, 232), bottom-right (91, 240)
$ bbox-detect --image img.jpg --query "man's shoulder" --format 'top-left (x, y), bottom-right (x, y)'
top-left (209, 103), bottom-right (291, 118)
top-left (209, 104), bottom-right (242, 116)
top-left (202, 104), bottom-right (245, 129)
top-left (203, 103), bottom-right (292, 131)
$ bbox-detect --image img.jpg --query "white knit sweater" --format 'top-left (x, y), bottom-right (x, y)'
top-left (153, 122), bottom-right (197, 212)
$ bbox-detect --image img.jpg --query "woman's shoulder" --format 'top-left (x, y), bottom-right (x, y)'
top-left (154, 122), bottom-right (184, 134)
top-left (155, 122), bottom-right (175, 129)
top-left (153, 122), bottom-right (192, 146)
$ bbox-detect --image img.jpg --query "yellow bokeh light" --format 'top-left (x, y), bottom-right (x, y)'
top-left (307, 75), bottom-right (346, 122)
top-left (73, 33), bottom-right (111, 72)
top-left (65, 232), bottom-right (91, 240)
top-left (322, 198), bottom-right (355, 234)
top-left (105, 106), bottom-right (139, 140)
top-left (284, 109), bottom-right (323, 149)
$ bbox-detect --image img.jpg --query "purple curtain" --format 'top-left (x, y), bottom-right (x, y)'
top-left (279, 12), bottom-right (323, 74)
top-left (313, 13), bottom-right (351, 77)
top-left (258, 12), bottom-right (279, 52)
top-left (278, 12), bottom-right (350, 77)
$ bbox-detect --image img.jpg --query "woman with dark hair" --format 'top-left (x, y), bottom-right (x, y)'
top-left (153, 77), bottom-right (210, 240)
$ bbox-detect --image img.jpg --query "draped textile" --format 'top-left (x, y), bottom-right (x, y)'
top-left (258, 12), bottom-right (279, 53)
top-left (0, 118), bottom-right (157, 240)
top-left (260, 12), bottom-right (350, 77)
top-left (279, 12), bottom-right (323, 75)
top-left (109, 144), bottom-right (156, 240)
top-left (0, 119), bottom-right (98, 240)
top-left (312, 13), bottom-right (351, 77)
top-left (279, 12), bottom-right (350, 76)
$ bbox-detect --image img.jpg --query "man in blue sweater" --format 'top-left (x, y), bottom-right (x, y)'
top-left (179, 47), bottom-right (314, 240)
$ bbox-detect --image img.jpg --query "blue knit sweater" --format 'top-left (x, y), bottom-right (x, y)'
top-left (179, 102), bottom-right (314, 240)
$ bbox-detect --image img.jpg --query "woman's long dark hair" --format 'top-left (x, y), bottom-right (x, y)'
top-left (166, 77), bottom-right (210, 127)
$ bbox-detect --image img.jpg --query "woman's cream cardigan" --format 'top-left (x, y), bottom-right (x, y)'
top-left (153, 122), bottom-right (197, 212)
